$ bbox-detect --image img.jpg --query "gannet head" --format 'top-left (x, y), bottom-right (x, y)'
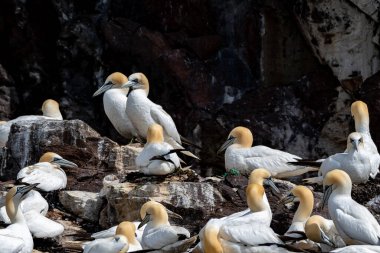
top-left (280, 185), bottom-right (314, 222)
top-left (217, 126), bottom-right (253, 154)
top-left (42, 99), bottom-right (63, 119)
top-left (122, 72), bottom-right (149, 95)
top-left (116, 221), bottom-right (137, 248)
top-left (0, 121), bottom-right (7, 125)
top-left (322, 170), bottom-right (352, 209)
top-left (147, 123), bottom-right (164, 144)
top-left (249, 168), bottom-right (280, 193)
top-left (246, 183), bottom-right (266, 212)
top-left (6, 184), bottom-right (38, 223)
top-left (351, 101), bottom-right (369, 120)
top-left (204, 223), bottom-right (223, 253)
top-left (39, 152), bottom-right (78, 168)
top-left (346, 132), bottom-right (364, 152)
top-left (305, 215), bottom-right (335, 247)
top-left (138, 200), bottom-right (168, 229)
top-left (93, 72), bottom-right (129, 97)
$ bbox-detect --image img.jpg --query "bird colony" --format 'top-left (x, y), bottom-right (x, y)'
top-left (0, 72), bottom-right (380, 253)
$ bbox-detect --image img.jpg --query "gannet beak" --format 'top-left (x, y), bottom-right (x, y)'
top-left (122, 80), bottom-right (137, 89)
top-left (93, 83), bottom-right (113, 97)
top-left (18, 183), bottom-right (39, 197)
top-left (320, 229), bottom-right (335, 247)
top-left (279, 192), bottom-right (296, 205)
top-left (54, 158), bottom-right (78, 168)
top-left (353, 139), bottom-right (359, 152)
top-left (138, 214), bottom-right (151, 229)
top-left (263, 177), bottom-right (280, 194)
top-left (217, 137), bottom-right (236, 154)
top-left (322, 185), bottom-right (333, 209)
top-left (166, 209), bottom-right (183, 220)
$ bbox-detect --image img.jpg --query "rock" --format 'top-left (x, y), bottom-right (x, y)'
top-left (59, 190), bottom-right (104, 222)
top-left (3, 119), bottom-right (142, 191)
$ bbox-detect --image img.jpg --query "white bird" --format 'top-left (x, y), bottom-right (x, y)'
top-left (348, 101), bottom-right (380, 178)
top-left (280, 185), bottom-right (314, 239)
top-left (305, 215), bottom-right (346, 251)
top-left (93, 72), bottom-right (138, 139)
top-left (322, 169), bottom-right (380, 245)
top-left (83, 221), bottom-right (142, 253)
top-left (17, 152), bottom-right (78, 191)
top-left (138, 200), bottom-right (196, 251)
top-left (331, 245), bottom-right (380, 253)
top-left (0, 99), bottom-right (63, 147)
top-left (0, 189), bottom-right (48, 224)
top-left (0, 184), bottom-right (37, 253)
top-left (217, 126), bottom-right (315, 177)
top-left (304, 132), bottom-right (372, 184)
top-left (136, 123), bottom-right (180, 175)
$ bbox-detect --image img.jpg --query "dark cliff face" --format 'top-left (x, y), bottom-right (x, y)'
top-left (0, 0), bottom-right (370, 170)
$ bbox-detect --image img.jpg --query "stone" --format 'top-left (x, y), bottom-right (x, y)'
top-left (3, 119), bottom-right (142, 191)
top-left (59, 190), bottom-right (104, 222)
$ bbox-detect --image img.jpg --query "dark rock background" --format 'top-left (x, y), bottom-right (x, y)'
top-left (0, 0), bottom-right (378, 171)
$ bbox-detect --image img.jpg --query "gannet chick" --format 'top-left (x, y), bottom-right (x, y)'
top-left (17, 152), bottom-right (78, 191)
top-left (0, 99), bottom-right (63, 147)
top-left (280, 185), bottom-right (314, 239)
top-left (84, 221), bottom-right (142, 253)
top-left (0, 189), bottom-right (48, 224)
top-left (138, 200), bottom-right (194, 251)
top-left (218, 126), bottom-right (313, 177)
top-left (136, 123), bottom-right (180, 175)
top-left (122, 73), bottom-right (198, 159)
top-left (305, 215), bottom-right (345, 251)
top-left (93, 72), bottom-right (138, 139)
top-left (305, 132), bottom-right (372, 184)
top-left (322, 169), bottom-right (380, 245)
top-left (0, 184), bottom-right (38, 253)
top-left (349, 101), bottom-right (380, 178)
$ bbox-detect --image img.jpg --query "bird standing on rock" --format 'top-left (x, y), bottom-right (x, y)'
top-left (93, 72), bottom-right (138, 139)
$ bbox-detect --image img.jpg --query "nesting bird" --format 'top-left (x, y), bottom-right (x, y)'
top-left (17, 152), bottom-right (78, 191)
top-left (136, 123), bottom-right (180, 175)
top-left (0, 99), bottom-right (63, 147)
top-left (322, 169), bottom-right (380, 245)
top-left (0, 184), bottom-right (37, 253)
top-left (218, 126), bottom-right (314, 177)
top-left (83, 221), bottom-right (142, 253)
top-left (93, 72), bottom-right (138, 139)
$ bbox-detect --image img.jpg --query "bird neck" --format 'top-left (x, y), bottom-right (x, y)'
top-left (334, 183), bottom-right (352, 197)
top-left (293, 195), bottom-right (313, 223)
top-left (204, 225), bottom-right (223, 253)
top-left (6, 198), bottom-right (25, 224)
top-left (355, 118), bottom-right (370, 134)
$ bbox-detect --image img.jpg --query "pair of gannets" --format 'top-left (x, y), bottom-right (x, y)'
top-left (93, 72), bottom-right (138, 139)
top-left (0, 99), bottom-right (63, 147)
top-left (0, 184), bottom-right (37, 253)
top-left (136, 123), bottom-right (180, 175)
top-left (17, 152), bottom-right (78, 191)
top-left (322, 169), bottom-right (380, 245)
top-left (83, 221), bottom-right (142, 253)
top-left (218, 126), bottom-right (315, 177)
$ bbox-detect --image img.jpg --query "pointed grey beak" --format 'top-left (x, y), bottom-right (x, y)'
top-left (352, 139), bottom-right (359, 152)
top-left (54, 158), bottom-right (78, 168)
top-left (320, 229), bottom-right (335, 247)
top-left (138, 214), bottom-right (151, 229)
top-left (322, 185), bottom-right (333, 210)
top-left (121, 80), bottom-right (136, 89)
top-left (279, 193), bottom-right (295, 205)
top-left (217, 137), bottom-right (236, 154)
top-left (93, 83), bottom-right (113, 97)
top-left (19, 183), bottom-right (39, 197)
top-left (167, 209), bottom-right (183, 220)
top-left (263, 177), bottom-right (280, 194)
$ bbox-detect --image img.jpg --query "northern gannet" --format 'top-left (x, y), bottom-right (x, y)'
top-left (0, 184), bottom-right (37, 253)
top-left (136, 123), bottom-right (180, 175)
top-left (304, 132), bottom-right (372, 184)
top-left (93, 72), bottom-right (138, 139)
top-left (218, 126), bottom-right (314, 177)
top-left (83, 221), bottom-right (142, 253)
top-left (322, 169), bottom-right (380, 245)
top-left (17, 152), bottom-right (78, 191)
top-left (349, 101), bottom-right (380, 178)
top-left (305, 215), bottom-right (345, 251)
top-left (121, 73), bottom-right (198, 159)
top-left (0, 99), bottom-right (63, 147)
top-left (280, 185), bottom-right (314, 239)
top-left (138, 200), bottom-right (196, 251)
top-left (201, 184), bottom-right (287, 253)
